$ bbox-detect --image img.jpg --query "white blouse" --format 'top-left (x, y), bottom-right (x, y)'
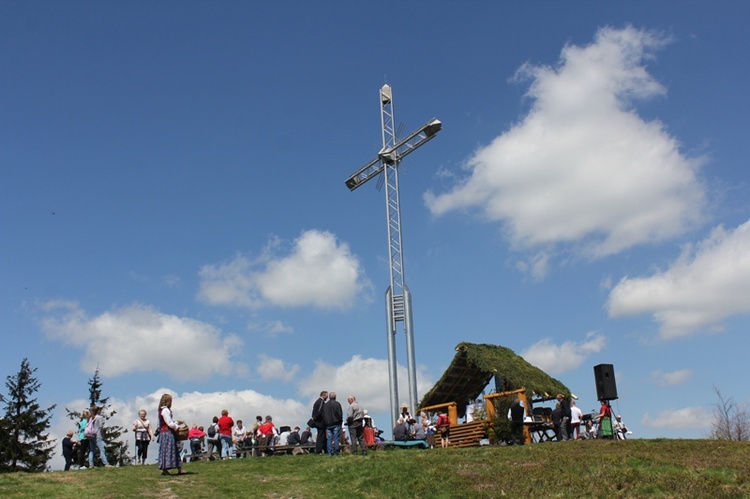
top-left (160, 406), bottom-right (178, 430)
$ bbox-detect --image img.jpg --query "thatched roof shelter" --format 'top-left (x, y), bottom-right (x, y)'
top-left (418, 342), bottom-right (571, 418)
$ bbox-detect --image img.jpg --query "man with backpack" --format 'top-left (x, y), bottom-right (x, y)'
top-left (206, 416), bottom-right (221, 460)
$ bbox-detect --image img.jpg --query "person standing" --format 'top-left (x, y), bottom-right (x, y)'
top-left (77, 410), bottom-right (90, 469)
top-left (157, 393), bottom-right (185, 475)
top-left (133, 409), bottom-right (153, 465)
top-left (597, 401), bottom-right (613, 438)
top-left (86, 406), bottom-right (111, 468)
top-left (206, 416), bottom-right (221, 460)
top-left (62, 430), bottom-right (75, 471)
top-left (322, 392), bottom-right (343, 456)
top-left (509, 399), bottom-right (526, 445)
top-left (436, 409), bottom-right (451, 448)
top-left (556, 394), bottom-right (572, 441)
top-left (217, 409), bottom-right (234, 459)
top-left (551, 402), bottom-right (563, 441)
top-left (311, 391), bottom-right (328, 454)
top-left (570, 401), bottom-right (583, 439)
top-left (346, 395), bottom-right (367, 456)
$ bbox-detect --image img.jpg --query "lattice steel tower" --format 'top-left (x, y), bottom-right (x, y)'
top-left (345, 84), bottom-right (441, 428)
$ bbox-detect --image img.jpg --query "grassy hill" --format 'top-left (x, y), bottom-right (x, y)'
top-left (1, 439), bottom-right (748, 498)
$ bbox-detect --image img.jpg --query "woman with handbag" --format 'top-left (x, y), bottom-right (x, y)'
top-left (133, 409), bottom-right (153, 465)
top-left (85, 405), bottom-right (112, 467)
top-left (157, 393), bottom-right (186, 475)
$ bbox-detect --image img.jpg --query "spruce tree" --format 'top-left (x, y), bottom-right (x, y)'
top-left (0, 358), bottom-right (56, 472)
top-left (65, 367), bottom-right (132, 466)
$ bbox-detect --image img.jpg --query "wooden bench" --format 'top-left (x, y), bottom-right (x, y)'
top-left (236, 443), bottom-right (316, 456)
top-left (382, 439), bottom-right (429, 449)
top-left (182, 451), bottom-right (212, 462)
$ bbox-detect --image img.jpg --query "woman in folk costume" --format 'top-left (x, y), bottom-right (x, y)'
top-left (157, 393), bottom-right (186, 475)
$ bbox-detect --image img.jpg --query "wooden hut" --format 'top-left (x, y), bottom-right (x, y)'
top-left (418, 342), bottom-right (571, 447)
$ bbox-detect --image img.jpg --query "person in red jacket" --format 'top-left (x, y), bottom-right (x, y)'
top-left (217, 409), bottom-right (234, 459)
top-left (436, 409), bottom-right (451, 448)
top-left (187, 424), bottom-right (206, 459)
top-left (257, 415), bottom-right (277, 456)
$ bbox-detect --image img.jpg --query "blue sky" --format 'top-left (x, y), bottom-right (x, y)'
top-left (2, 1), bottom-right (750, 468)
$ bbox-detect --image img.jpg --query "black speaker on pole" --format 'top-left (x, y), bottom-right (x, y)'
top-left (593, 364), bottom-right (618, 401)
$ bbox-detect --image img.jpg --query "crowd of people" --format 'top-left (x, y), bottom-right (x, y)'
top-left (61, 391), bottom-right (630, 472)
top-left (62, 390), bottom-right (388, 472)
top-left (512, 395), bottom-right (630, 444)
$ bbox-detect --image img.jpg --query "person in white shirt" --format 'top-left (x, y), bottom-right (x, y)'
top-left (570, 400), bottom-right (583, 439)
top-left (233, 420), bottom-right (250, 457)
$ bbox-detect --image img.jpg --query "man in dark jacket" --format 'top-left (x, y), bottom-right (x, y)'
top-left (551, 403), bottom-right (563, 441)
top-left (509, 399), bottom-right (526, 445)
top-left (322, 392), bottom-right (343, 455)
top-left (287, 426), bottom-right (301, 446)
top-left (557, 394), bottom-right (572, 441)
top-left (311, 391), bottom-right (328, 454)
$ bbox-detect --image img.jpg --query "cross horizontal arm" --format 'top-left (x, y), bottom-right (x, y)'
top-left (345, 118), bottom-right (442, 191)
top-left (345, 156), bottom-right (383, 191)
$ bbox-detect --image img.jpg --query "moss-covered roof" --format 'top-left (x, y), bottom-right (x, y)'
top-left (418, 342), bottom-right (571, 417)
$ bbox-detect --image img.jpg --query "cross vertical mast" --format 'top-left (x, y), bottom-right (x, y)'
top-left (345, 84), bottom-right (441, 430)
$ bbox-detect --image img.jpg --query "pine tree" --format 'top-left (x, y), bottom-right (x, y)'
top-left (0, 358), bottom-right (56, 472)
top-left (65, 367), bottom-right (132, 466)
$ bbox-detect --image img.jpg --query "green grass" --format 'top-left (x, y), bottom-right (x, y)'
top-left (1, 439), bottom-right (749, 498)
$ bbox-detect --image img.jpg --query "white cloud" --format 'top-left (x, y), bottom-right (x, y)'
top-left (267, 320), bottom-right (294, 336)
top-left (40, 301), bottom-right (244, 380)
top-left (641, 406), bottom-right (712, 429)
top-left (608, 220), bottom-right (750, 338)
top-left (257, 354), bottom-right (299, 382)
top-left (520, 332), bottom-right (606, 374)
top-left (198, 229), bottom-right (371, 310)
top-left (425, 26), bottom-right (705, 263)
top-left (651, 369), bottom-right (692, 387)
top-left (297, 355), bottom-right (433, 416)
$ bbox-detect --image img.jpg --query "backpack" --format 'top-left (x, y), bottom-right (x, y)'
top-left (207, 424), bottom-right (216, 438)
top-left (84, 417), bottom-right (98, 438)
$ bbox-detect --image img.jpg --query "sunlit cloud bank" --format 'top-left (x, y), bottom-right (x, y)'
top-left (426, 26), bottom-right (705, 272)
top-left (198, 229), bottom-right (371, 310)
top-left (521, 332), bottom-right (606, 374)
top-left (608, 220), bottom-right (750, 338)
top-left (641, 406), bottom-right (712, 430)
top-left (40, 301), bottom-right (245, 380)
top-left (297, 355), bottom-right (433, 416)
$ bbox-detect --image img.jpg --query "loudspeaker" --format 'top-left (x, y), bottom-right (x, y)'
top-left (594, 364), bottom-right (618, 401)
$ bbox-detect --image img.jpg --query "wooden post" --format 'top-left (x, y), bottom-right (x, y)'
top-left (518, 391), bottom-right (531, 444)
top-left (448, 402), bottom-right (458, 426)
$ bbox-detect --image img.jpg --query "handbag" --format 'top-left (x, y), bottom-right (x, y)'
top-left (136, 420), bottom-right (151, 441)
